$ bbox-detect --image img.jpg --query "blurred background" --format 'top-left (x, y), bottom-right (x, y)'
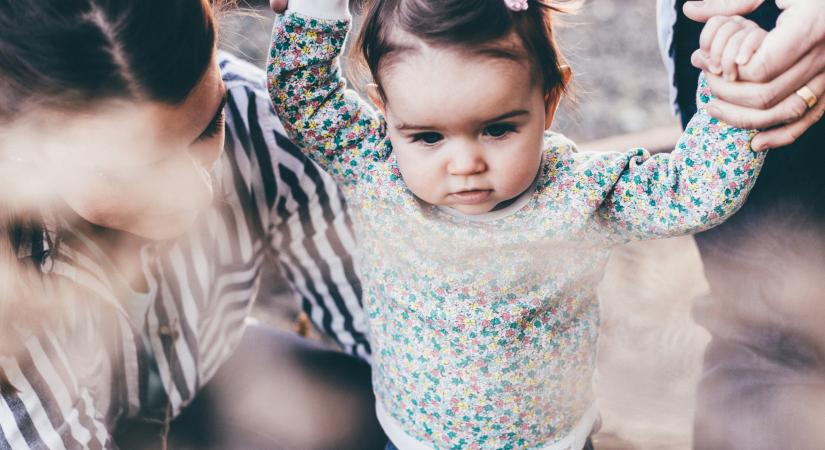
top-left (220, 1), bottom-right (707, 449)
top-left (219, 0), bottom-right (681, 141)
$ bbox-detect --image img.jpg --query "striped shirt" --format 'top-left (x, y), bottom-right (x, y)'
top-left (0, 52), bottom-right (370, 449)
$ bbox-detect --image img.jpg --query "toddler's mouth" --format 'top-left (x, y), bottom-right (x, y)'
top-left (450, 189), bottom-right (493, 205)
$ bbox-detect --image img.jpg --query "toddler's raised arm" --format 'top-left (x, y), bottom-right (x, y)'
top-left (594, 74), bottom-right (765, 241)
top-left (267, 0), bottom-right (385, 190)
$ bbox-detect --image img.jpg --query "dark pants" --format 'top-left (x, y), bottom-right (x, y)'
top-left (673, 2), bottom-right (825, 449)
top-left (114, 326), bottom-right (387, 450)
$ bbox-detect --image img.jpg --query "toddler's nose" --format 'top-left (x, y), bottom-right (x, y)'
top-left (447, 146), bottom-right (487, 176)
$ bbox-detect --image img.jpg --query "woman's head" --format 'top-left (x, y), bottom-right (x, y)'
top-left (354, 0), bottom-right (573, 214)
top-left (0, 0), bottom-right (226, 240)
top-left (0, 0), bottom-right (225, 366)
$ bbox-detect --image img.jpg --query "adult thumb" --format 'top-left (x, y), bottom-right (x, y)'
top-left (683, 0), bottom-right (764, 23)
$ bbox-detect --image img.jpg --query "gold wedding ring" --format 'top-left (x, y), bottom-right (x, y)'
top-left (796, 85), bottom-right (818, 109)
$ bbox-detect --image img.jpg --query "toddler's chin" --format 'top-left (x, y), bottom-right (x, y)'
top-left (447, 202), bottom-right (497, 216)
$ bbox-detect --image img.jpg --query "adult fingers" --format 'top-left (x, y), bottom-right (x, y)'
top-left (683, 0), bottom-right (764, 23)
top-left (270, 0), bottom-right (288, 13)
top-left (752, 97), bottom-right (825, 151)
top-left (739, 4), bottom-right (825, 82)
top-left (705, 71), bottom-right (825, 130)
top-left (705, 49), bottom-right (825, 109)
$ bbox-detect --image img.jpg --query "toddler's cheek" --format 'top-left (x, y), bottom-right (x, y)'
top-left (396, 163), bottom-right (443, 204)
top-left (405, 173), bottom-right (441, 203)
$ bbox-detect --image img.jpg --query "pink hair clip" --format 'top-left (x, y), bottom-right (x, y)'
top-left (504, 0), bottom-right (529, 11)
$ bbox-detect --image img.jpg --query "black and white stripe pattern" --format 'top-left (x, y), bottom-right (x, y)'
top-left (0, 52), bottom-right (370, 449)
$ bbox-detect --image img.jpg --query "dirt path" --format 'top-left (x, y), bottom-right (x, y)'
top-left (594, 237), bottom-right (709, 449)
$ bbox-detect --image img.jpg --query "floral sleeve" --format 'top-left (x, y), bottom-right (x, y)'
top-left (267, 5), bottom-right (386, 191)
top-left (594, 74), bottom-right (765, 241)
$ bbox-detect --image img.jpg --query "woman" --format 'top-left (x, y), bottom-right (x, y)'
top-left (0, 0), bottom-right (383, 448)
top-left (660, 0), bottom-right (825, 448)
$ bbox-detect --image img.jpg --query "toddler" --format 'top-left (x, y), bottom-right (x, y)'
top-left (267, 1), bottom-right (766, 448)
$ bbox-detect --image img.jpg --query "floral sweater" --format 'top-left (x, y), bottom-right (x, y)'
top-left (267, 2), bottom-right (764, 449)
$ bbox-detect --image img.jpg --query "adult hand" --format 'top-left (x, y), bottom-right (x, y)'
top-left (684, 0), bottom-right (825, 150)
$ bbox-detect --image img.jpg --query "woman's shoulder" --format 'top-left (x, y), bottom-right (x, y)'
top-left (216, 51), bottom-right (299, 175)
top-left (215, 52), bottom-right (344, 231)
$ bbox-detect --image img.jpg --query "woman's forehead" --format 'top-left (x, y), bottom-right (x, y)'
top-left (150, 60), bottom-right (225, 145)
top-left (12, 60), bottom-right (225, 168)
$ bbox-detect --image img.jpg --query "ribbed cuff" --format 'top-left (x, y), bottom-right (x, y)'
top-left (287, 0), bottom-right (350, 20)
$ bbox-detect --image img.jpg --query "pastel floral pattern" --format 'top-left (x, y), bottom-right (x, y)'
top-left (267, 12), bottom-right (763, 450)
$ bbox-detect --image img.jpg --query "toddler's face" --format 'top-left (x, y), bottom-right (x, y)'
top-left (377, 40), bottom-right (559, 215)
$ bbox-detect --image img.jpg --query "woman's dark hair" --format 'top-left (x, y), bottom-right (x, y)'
top-left (0, 0), bottom-right (218, 118)
top-left (0, 0), bottom-right (221, 391)
top-left (353, 0), bottom-right (574, 102)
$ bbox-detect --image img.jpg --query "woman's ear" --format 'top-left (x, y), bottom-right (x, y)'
top-left (544, 65), bottom-right (573, 130)
top-left (366, 83), bottom-right (385, 113)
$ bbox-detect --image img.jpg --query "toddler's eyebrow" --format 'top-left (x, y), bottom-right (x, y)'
top-left (396, 122), bottom-right (435, 131)
top-left (485, 110), bottom-right (530, 122)
top-left (396, 110), bottom-right (529, 131)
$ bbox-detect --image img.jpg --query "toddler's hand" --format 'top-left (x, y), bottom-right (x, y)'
top-left (271, 0), bottom-right (288, 13)
top-left (694, 16), bottom-right (768, 82)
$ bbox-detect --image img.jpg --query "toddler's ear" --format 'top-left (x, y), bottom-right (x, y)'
top-left (560, 65), bottom-right (573, 86)
top-left (544, 65), bottom-right (573, 130)
top-left (366, 83), bottom-right (386, 113)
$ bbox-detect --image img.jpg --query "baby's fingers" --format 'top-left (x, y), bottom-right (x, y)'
top-left (699, 16), bottom-right (732, 59)
top-left (709, 17), bottom-right (747, 75)
top-left (735, 27), bottom-right (768, 66)
top-left (721, 28), bottom-right (750, 81)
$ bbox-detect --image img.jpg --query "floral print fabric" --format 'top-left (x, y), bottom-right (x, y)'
top-left (268, 12), bottom-right (763, 450)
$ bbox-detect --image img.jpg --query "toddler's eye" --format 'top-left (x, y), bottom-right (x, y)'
top-left (484, 124), bottom-right (516, 138)
top-left (411, 132), bottom-right (444, 145)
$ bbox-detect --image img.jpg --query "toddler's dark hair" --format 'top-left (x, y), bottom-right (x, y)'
top-left (353, 0), bottom-right (574, 102)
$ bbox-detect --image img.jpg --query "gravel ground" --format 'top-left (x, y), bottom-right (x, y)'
top-left (552, 1), bottom-right (681, 141)
top-left (221, 2), bottom-right (704, 449)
